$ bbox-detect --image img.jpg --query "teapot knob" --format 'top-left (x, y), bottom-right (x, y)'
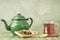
top-left (18, 14), bottom-right (21, 15)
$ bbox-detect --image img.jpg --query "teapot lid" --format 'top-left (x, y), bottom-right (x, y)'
top-left (12, 14), bottom-right (25, 21)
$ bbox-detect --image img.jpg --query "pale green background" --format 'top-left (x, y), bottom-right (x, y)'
top-left (0, 0), bottom-right (60, 40)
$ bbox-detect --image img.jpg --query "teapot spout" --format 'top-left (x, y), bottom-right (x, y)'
top-left (1, 19), bottom-right (10, 31)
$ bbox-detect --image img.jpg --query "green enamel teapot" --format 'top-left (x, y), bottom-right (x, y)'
top-left (1, 14), bottom-right (33, 35)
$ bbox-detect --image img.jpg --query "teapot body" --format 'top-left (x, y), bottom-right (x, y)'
top-left (10, 20), bottom-right (30, 34)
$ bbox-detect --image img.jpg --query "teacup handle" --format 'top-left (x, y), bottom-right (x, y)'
top-left (51, 22), bottom-right (59, 27)
top-left (55, 23), bottom-right (59, 27)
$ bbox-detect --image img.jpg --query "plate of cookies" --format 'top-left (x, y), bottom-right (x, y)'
top-left (14, 30), bottom-right (38, 38)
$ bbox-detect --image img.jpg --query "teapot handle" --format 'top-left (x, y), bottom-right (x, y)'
top-left (26, 18), bottom-right (33, 28)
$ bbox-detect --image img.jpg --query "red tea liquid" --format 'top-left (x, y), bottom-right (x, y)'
top-left (43, 23), bottom-right (57, 36)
